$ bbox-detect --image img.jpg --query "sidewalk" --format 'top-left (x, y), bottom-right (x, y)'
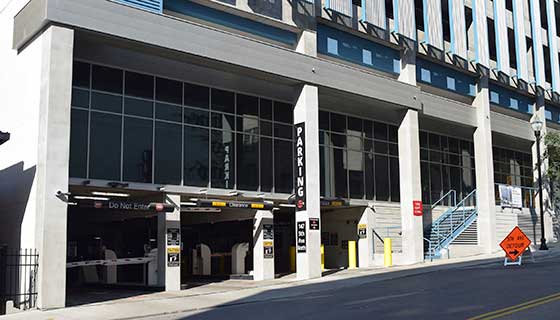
top-left (2, 249), bottom-right (557, 320)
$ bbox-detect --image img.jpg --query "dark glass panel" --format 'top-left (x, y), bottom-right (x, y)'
top-left (89, 112), bottom-right (121, 180)
top-left (69, 109), bottom-right (88, 178)
top-left (420, 149), bottom-right (429, 161)
top-left (320, 145), bottom-right (327, 197)
top-left (321, 146), bottom-right (333, 197)
top-left (429, 133), bottom-right (440, 149)
top-left (347, 117), bottom-right (362, 136)
top-left (124, 97), bottom-right (153, 118)
top-left (92, 65), bottom-right (123, 94)
top-left (388, 143), bottom-right (398, 156)
top-left (430, 163), bottom-right (442, 202)
top-left (125, 71), bottom-right (154, 99)
top-left (390, 157), bottom-right (400, 202)
top-left (319, 111), bottom-right (330, 130)
top-left (333, 148), bottom-right (348, 198)
top-left (388, 125), bottom-right (398, 143)
top-left (364, 139), bottom-right (374, 153)
top-left (348, 150), bottom-right (364, 199)
top-left (156, 78), bottom-right (182, 104)
top-left (123, 117), bottom-right (153, 183)
top-left (274, 123), bottom-right (292, 140)
top-left (274, 139), bottom-right (293, 193)
top-left (450, 166), bottom-right (461, 200)
top-left (364, 120), bottom-right (373, 139)
top-left (331, 133), bottom-right (346, 148)
top-left (273, 102), bottom-right (293, 124)
top-left (442, 165), bottom-right (450, 199)
top-left (448, 137), bottom-right (459, 153)
top-left (375, 155), bottom-right (389, 201)
top-left (154, 121), bottom-right (182, 185)
top-left (155, 103), bottom-right (182, 122)
top-left (73, 61), bottom-right (90, 88)
top-left (374, 141), bottom-right (388, 154)
top-left (260, 99), bottom-right (273, 120)
top-left (211, 89), bottom-right (235, 113)
top-left (184, 108), bottom-right (209, 127)
top-left (184, 126), bottom-right (209, 187)
top-left (184, 83), bottom-right (210, 109)
top-left (237, 116), bottom-right (259, 135)
top-left (365, 153), bottom-right (374, 200)
top-left (420, 131), bottom-right (428, 148)
top-left (211, 130), bottom-right (235, 189)
top-left (237, 94), bottom-right (258, 116)
top-left (330, 113), bottom-right (346, 133)
top-left (72, 88), bottom-right (89, 108)
top-left (374, 122), bottom-right (388, 141)
top-left (260, 137), bottom-right (273, 192)
top-left (237, 133), bottom-right (259, 191)
top-left (421, 162), bottom-right (430, 204)
top-left (211, 113), bottom-right (235, 130)
top-left (91, 92), bottom-right (122, 113)
top-left (260, 120), bottom-right (273, 136)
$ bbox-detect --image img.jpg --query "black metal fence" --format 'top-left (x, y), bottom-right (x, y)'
top-left (0, 246), bottom-right (39, 315)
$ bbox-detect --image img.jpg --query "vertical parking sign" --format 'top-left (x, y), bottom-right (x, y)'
top-left (294, 122), bottom-right (306, 211)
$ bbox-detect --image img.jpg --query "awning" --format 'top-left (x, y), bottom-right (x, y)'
top-left (0, 131), bottom-right (10, 146)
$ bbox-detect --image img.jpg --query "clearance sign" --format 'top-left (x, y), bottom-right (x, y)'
top-left (295, 122), bottom-right (306, 211)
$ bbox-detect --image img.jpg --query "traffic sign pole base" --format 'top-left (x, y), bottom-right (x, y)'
top-left (504, 255), bottom-right (523, 266)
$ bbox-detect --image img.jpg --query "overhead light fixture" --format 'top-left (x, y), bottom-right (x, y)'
top-left (228, 191), bottom-right (240, 197)
top-left (257, 193), bottom-right (266, 198)
top-left (279, 204), bottom-right (296, 208)
top-left (74, 196), bottom-right (110, 201)
top-left (92, 191), bottom-right (130, 197)
top-left (181, 202), bottom-right (198, 206)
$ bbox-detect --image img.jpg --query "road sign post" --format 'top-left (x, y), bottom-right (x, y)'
top-left (499, 226), bottom-right (532, 266)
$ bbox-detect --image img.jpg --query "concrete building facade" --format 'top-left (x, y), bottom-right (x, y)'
top-left (1, 0), bottom-right (559, 311)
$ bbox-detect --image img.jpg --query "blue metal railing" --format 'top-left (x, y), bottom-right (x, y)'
top-left (494, 183), bottom-right (537, 209)
top-left (431, 189), bottom-right (457, 210)
top-left (425, 189), bottom-right (478, 260)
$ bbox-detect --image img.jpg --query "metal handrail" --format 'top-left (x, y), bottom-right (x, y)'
top-left (494, 183), bottom-right (538, 208)
top-left (431, 189), bottom-right (457, 210)
top-left (423, 238), bottom-right (433, 262)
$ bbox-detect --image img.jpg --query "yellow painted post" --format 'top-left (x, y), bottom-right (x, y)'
top-left (321, 244), bottom-right (325, 271)
top-left (289, 246), bottom-right (296, 273)
top-left (348, 241), bottom-right (357, 269)
top-left (384, 238), bottom-right (392, 267)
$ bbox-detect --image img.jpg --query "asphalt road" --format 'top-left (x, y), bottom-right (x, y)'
top-left (152, 253), bottom-right (560, 320)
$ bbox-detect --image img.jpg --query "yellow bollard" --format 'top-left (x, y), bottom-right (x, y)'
top-left (289, 246), bottom-right (296, 273)
top-left (384, 238), bottom-right (392, 267)
top-left (321, 244), bottom-right (325, 271)
top-left (348, 241), bottom-right (357, 269)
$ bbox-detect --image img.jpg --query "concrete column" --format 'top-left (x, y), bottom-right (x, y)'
top-left (398, 46), bottom-right (417, 86)
top-left (472, 76), bottom-right (497, 253)
top-left (357, 207), bottom-right (375, 268)
top-left (293, 84), bottom-right (322, 279)
top-left (253, 210), bottom-right (275, 281)
top-left (158, 194), bottom-right (181, 291)
top-left (398, 109), bottom-right (424, 264)
top-left (30, 26), bottom-right (74, 310)
top-left (296, 30), bottom-right (317, 57)
top-left (532, 96), bottom-right (555, 243)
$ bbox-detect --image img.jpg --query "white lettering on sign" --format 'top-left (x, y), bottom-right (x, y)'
top-left (294, 123), bottom-right (306, 211)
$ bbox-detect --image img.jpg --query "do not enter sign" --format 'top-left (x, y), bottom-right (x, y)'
top-left (499, 226), bottom-right (532, 261)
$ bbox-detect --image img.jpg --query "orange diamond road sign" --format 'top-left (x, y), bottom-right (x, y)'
top-left (499, 226), bottom-right (532, 261)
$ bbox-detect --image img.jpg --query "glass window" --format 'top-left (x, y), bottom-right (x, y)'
top-left (347, 117), bottom-right (362, 136)
top-left (156, 78), bottom-right (182, 104)
top-left (184, 108), bottom-right (209, 127)
top-left (274, 102), bottom-right (293, 124)
top-left (156, 102), bottom-right (182, 122)
top-left (375, 155), bottom-right (389, 201)
top-left (274, 139), bottom-right (293, 193)
top-left (73, 61), bottom-right (90, 88)
top-left (69, 109), bottom-right (88, 178)
top-left (365, 153), bottom-right (374, 200)
top-left (388, 125), bottom-right (398, 143)
top-left (125, 71), bottom-right (154, 99)
top-left (92, 65), bottom-right (123, 94)
top-left (237, 94), bottom-right (258, 116)
top-left (260, 120), bottom-right (273, 136)
top-left (184, 83), bottom-right (209, 109)
top-left (72, 88), bottom-right (89, 109)
top-left (211, 89), bottom-right (235, 113)
top-left (124, 97), bottom-right (153, 118)
top-left (237, 116), bottom-right (259, 134)
top-left (260, 99), bottom-right (273, 120)
top-left (260, 137), bottom-right (273, 192)
top-left (89, 112), bottom-right (121, 180)
top-left (364, 120), bottom-right (373, 139)
top-left (430, 163), bottom-right (442, 201)
top-left (319, 111), bottom-right (330, 130)
top-left (348, 150), bottom-right (364, 199)
top-left (211, 130), bottom-right (235, 189)
top-left (237, 133), bottom-right (259, 191)
top-left (211, 113), bottom-right (235, 130)
top-left (374, 122), bottom-right (388, 140)
top-left (184, 126), bottom-right (209, 187)
top-left (274, 123), bottom-right (292, 140)
top-left (123, 117), bottom-right (153, 183)
top-left (155, 122), bottom-right (182, 185)
top-left (330, 113), bottom-right (346, 133)
top-left (91, 92), bottom-right (122, 113)
top-left (333, 148), bottom-right (348, 198)
top-left (320, 146), bottom-right (328, 197)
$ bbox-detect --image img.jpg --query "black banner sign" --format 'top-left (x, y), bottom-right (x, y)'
top-left (297, 221), bottom-right (307, 253)
top-left (76, 199), bottom-right (175, 212)
top-left (309, 218), bottom-right (320, 230)
top-left (167, 228), bottom-right (181, 246)
top-left (295, 122), bottom-right (306, 211)
top-left (197, 200), bottom-right (273, 211)
top-left (264, 224), bottom-right (274, 240)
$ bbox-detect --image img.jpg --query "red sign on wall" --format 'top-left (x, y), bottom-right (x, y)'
top-left (413, 200), bottom-right (423, 216)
